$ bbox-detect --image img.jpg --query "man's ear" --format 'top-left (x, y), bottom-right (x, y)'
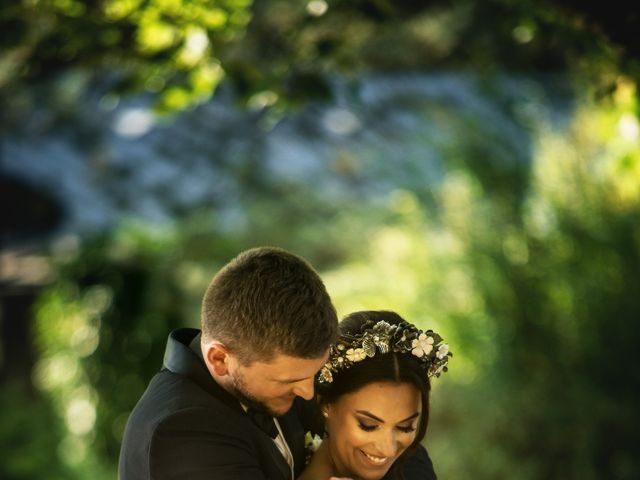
top-left (203, 343), bottom-right (230, 376)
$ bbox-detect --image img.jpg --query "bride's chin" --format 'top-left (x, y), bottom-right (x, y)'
top-left (353, 471), bottom-right (388, 480)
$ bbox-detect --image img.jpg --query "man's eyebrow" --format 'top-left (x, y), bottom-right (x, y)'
top-left (355, 410), bottom-right (420, 424)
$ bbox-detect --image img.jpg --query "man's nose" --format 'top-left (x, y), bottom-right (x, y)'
top-left (292, 377), bottom-right (315, 400)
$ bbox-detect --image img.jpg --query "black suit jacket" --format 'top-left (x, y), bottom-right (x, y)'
top-left (118, 328), bottom-right (437, 480)
top-left (119, 328), bottom-right (314, 480)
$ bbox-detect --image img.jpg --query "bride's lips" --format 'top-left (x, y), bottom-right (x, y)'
top-left (359, 449), bottom-right (392, 468)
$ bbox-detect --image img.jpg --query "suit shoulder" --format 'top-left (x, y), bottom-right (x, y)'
top-left (122, 370), bottom-right (248, 444)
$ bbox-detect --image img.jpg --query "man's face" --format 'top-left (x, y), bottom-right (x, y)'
top-left (227, 350), bottom-right (329, 417)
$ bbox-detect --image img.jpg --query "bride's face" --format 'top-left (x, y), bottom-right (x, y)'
top-left (323, 381), bottom-right (421, 480)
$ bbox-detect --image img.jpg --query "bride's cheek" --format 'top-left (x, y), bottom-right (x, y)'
top-left (403, 431), bottom-right (418, 448)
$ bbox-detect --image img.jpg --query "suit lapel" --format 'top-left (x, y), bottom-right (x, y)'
top-left (264, 430), bottom-right (294, 480)
top-left (278, 410), bottom-right (306, 478)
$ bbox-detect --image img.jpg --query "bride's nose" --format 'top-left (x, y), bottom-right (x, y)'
top-left (375, 431), bottom-right (399, 458)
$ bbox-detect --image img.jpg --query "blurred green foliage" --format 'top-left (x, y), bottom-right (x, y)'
top-left (1, 0), bottom-right (638, 113)
top-left (0, 0), bottom-right (250, 111)
top-left (4, 80), bottom-right (635, 479)
top-left (2, 1), bottom-right (640, 479)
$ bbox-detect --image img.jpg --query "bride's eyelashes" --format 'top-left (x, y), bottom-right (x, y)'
top-left (396, 424), bottom-right (416, 433)
top-left (356, 421), bottom-right (417, 433)
top-left (357, 421), bottom-right (378, 432)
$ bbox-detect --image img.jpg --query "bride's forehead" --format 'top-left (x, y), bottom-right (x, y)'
top-left (337, 381), bottom-right (421, 412)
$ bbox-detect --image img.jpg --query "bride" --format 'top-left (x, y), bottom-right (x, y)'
top-left (300, 310), bottom-right (451, 480)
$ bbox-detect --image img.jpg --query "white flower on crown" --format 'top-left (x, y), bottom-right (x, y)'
top-left (433, 363), bottom-right (446, 376)
top-left (436, 343), bottom-right (449, 359)
top-left (411, 333), bottom-right (434, 358)
top-left (346, 347), bottom-right (367, 362)
top-left (319, 366), bottom-right (333, 383)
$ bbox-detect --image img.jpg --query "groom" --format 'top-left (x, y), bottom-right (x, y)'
top-left (119, 247), bottom-right (339, 479)
top-left (118, 246), bottom-right (436, 480)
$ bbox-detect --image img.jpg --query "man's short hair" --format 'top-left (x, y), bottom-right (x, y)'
top-left (201, 246), bottom-right (338, 364)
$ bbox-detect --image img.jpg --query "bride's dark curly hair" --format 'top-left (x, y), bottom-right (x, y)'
top-left (315, 310), bottom-right (432, 475)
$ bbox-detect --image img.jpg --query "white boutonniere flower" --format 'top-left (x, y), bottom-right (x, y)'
top-left (304, 431), bottom-right (323, 464)
top-left (304, 431), bottom-right (323, 452)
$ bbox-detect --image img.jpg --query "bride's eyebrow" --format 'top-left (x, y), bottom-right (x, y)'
top-left (355, 410), bottom-right (420, 424)
top-left (397, 413), bottom-right (420, 424)
top-left (276, 375), bottom-right (312, 383)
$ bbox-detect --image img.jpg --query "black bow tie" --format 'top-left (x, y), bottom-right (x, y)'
top-left (247, 408), bottom-right (279, 439)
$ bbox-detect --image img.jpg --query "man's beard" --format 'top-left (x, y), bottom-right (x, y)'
top-left (229, 371), bottom-right (279, 417)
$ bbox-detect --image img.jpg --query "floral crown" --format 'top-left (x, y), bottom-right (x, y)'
top-left (317, 319), bottom-right (452, 384)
